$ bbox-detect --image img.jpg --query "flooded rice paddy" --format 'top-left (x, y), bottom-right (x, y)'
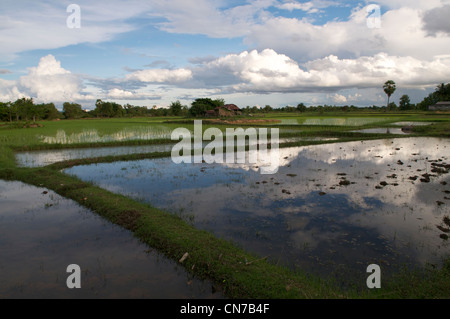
top-left (15, 144), bottom-right (174, 168)
top-left (64, 137), bottom-right (450, 286)
top-left (278, 117), bottom-right (397, 126)
top-left (0, 180), bottom-right (223, 298)
top-left (16, 137), bottom-right (337, 168)
top-left (392, 122), bottom-right (433, 127)
top-left (40, 126), bottom-right (175, 144)
top-left (351, 122), bottom-right (433, 135)
top-left (351, 128), bottom-right (410, 135)
top-left (38, 125), bottom-right (301, 146)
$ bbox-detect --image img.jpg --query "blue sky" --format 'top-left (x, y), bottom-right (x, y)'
top-left (1, 0), bottom-right (449, 109)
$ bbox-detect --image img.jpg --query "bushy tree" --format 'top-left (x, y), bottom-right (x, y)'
top-left (296, 103), bottom-right (307, 112)
top-left (149, 107), bottom-right (170, 117)
top-left (435, 83), bottom-right (450, 100)
top-left (282, 105), bottom-right (296, 112)
top-left (13, 98), bottom-right (35, 122)
top-left (10, 100), bottom-right (19, 121)
top-left (170, 100), bottom-right (184, 116)
top-left (189, 98), bottom-right (224, 117)
top-left (63, 102), bottom-right (84, 119)
top-left (123, 104), bottom-right (150, 117)
top-left (388, 102), bottom-right (398, 111)
top-left (399, 94), bottom-right (412, 111)
top-left (39, 103), bottom-right (61, 120)
top-left (0, 102), bottom-right (10, 122)
top-left (251, 106), bottom-right (260, 113)
top-left (95, 99), bottom-right (124, 118)
top-left (263, 105), bottom-right (273, 113)
top-left (417, 83), bottom-right (450, 110)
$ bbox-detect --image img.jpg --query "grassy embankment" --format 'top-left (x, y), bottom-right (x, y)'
top-left (0, 113), bottom-right (449, 298)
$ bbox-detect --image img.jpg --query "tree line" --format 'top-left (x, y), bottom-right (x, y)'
top-left (381, 81), bottom-right (450, 111)
top-left (258, 82), bottom-right (450, 114)
top-left (0, 98), bottom-right (186, 122)
top-left (1, 83), bottom-right (448, 122)
top-left (183, 82), bottom-right (450, 116)
top-left (62, 99), bottom-right (183, 119)
top-left (0, 98), bottom-right (60, 123)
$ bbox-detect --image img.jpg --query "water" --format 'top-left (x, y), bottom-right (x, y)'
top-left (0, 180), bottom-right (223, 299)
top-left (15, 144), bottom-right (174, 168)
top-left (38, 125), bottom-right (302, 145)
top-left (351, 128), bottom-right (410, 135)
top-left (392, 122), bottom-right (433, 127)
top-left (352, 122), bottom-right (434, 135)
top-left (300, 118), bottom-right (392, 126)
top-left (64, 137), bottom-right (450, 287)
top-left (269, 117), bottom-right (393, 126)
top-left (16, 137), bottom-right (336, 168)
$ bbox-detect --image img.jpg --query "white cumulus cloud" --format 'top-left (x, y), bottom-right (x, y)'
top-left (105, 88), bottom-right (161, 101)
top-left (125, 68), bottom-right (193, 83)
top-left (201, 49), bottom-right (316, 93)
top-left (106, 88), bottom-right (135, 99)
top-left (332, 94), bottom-right (347, 104)
top-left (19, 55), bottom-right (94, 103)
top-left (196, 49), bottom-right (450, 94)
top-left (0, 78), bottom-right (27, 102)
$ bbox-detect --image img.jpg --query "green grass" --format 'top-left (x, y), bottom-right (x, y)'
top-left (0, 112), bottom-right (449, 299)
top-left (1, 118), bottom-right (183, 150)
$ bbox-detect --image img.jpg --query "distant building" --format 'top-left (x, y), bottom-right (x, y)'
top-left (215, 106), bottom-right (235, 117)
top-left (223, 104), bottom-right (241, 114)
top-left (205, 110), bottom-right (216, 117)
top-left (429, 101), bottom-right (450, 111)
top-left (205, 104), bottom-right (242, 117)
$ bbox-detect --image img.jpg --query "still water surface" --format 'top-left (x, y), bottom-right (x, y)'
top-left (15, 144), bottom-right (174, 168)
top-left (278, 117), bottom-right (396, 126)
top-left (16, 138), bottom-right (336, 168)
top-left (0, 180), bottom-right (223, 298)
top-left (65, 137), bottom-right (450, 286)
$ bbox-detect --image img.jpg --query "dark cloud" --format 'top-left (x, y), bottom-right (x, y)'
top-left (422, 4), bottom-right (450, 36)
top-left (0, 69), bottom-right (12, 74)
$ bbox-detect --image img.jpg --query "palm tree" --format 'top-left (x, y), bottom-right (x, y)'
top-left (383, 80), bottom-right (396, 108)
